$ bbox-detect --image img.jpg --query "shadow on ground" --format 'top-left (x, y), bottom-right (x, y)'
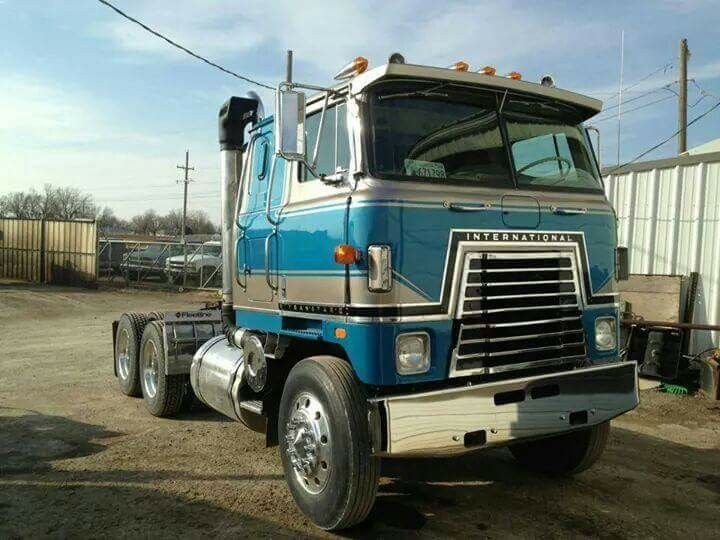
top-left (342, 427), bottom-right (720, 538)
top-left (2, 407), bottom-right (718, 538)
top-left (0, 408), bottom-right (294, 538)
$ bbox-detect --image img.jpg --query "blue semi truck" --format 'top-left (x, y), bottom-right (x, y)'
top-left (113, 53), bottom-right (639, 530)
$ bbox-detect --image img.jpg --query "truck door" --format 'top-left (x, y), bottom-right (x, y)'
top-left (238, 126), bottom-right (285, 303)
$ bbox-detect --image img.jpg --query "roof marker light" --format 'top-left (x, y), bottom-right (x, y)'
top-left (507, 71), bottom-right (522, 80)
top-left (334, 56), bottom-right (369, 80)
top-left (540, 74), bottom-right (555, 87)
top-left (478, 66), bottom-right (497, 76)
top-left (449, 61), bottom-right (470, 72)
top-left (388, 52), bottom-right (406, 64)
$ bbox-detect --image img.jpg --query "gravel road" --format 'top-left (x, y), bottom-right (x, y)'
top-left (1, 284), bottom-right (718, 538)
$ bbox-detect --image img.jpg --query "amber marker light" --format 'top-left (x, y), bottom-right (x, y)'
top-left (478, 66), bottom-right (497, 76)
top-left (334, 244), bottom-right (360, 265)
top-left (333, 56), bottom-right (369, 80)
top-left (449, 61), bottom-right (470, 71)
top-left (508, 71), bottom-right (522, 80)
top-left (334, 328), bottom-right (347, 339)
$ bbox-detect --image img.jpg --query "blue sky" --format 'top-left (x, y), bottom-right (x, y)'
top-left (2, 0), bottom-right (719, 222)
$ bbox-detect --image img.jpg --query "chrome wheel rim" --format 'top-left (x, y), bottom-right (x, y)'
top-left (141, 339), bottom-right (159, 399)
top-left (117, 328), bottom-right (131, 380)
top-left (284, 392), bottom-right (331, 495)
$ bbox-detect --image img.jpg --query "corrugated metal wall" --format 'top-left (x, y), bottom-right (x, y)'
top-left (0, 218), bottom-right (97, 286)
top-left (604, 152), bottom-right (720, 354)
top-left (0, 218), bottom-right (42, 281)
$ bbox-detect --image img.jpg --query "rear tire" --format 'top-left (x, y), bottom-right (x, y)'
top-left (278, 357), bottom-right (379, 531)
top-left (114, 312), bottom-right (151, 397)
top-left (139, 321), bottom-right (186, 417)
top-left (509, 421), bottom-right (610, 476)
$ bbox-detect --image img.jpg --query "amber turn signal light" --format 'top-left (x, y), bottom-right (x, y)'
top-left (334, 56), bottom-right (369, 80)
top-left (449, 61), bottom-right (470, 72)
top-left (334, 244), bottom-right (359, 265)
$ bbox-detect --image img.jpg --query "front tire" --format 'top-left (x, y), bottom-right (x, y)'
top-left (114, 312), bottom-right (151, 397)
top-left (509, 421), bottom-right (610, 476)
top-left (139, 321), bottom-right (186, 417)
top-left (278, 357), bottom-right (379, 531)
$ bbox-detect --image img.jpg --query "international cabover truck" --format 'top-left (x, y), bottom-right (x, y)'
top-left (113, 52), bottom-right (638, 530)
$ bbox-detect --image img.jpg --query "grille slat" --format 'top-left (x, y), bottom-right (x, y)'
top-left (452, 250), bottom-right (587, 376)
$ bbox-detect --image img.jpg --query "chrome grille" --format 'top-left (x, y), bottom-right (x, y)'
top-left (450, 251), bottom-right (587, 376)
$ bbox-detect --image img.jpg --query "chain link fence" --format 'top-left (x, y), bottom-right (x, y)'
top-left (98, 239), bottom-right (222, 291)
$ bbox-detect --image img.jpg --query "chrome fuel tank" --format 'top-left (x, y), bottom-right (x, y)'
top-left (190, 335), bottom-right (245, 421)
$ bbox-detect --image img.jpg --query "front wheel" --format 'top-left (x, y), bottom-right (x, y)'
top-left (509, 421), bottom-right (610, 476)
top-left (278, 357), bottom-right (379, 531)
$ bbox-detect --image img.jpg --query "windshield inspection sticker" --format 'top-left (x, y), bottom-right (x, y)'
top-left (404, 159), bottom-right (446, 179)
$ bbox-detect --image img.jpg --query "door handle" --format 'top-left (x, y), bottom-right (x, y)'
top-left (443, 201), bottom-right (493, 212)
top-left (550, 205), bottom-right (588, 215)
top-left (264, 230), bottom-right (278, 291)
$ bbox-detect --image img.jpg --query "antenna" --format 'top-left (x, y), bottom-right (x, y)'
top-left (617, 30), bottom-right (625, 166)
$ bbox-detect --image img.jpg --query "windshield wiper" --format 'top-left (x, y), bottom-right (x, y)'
top-left (378, 83), bottom-right (451, 101)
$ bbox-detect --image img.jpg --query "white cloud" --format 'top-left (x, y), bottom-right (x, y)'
top-left (95, 0), bottom-right (615, 84)
top-left (0, 73), bottom-right (219, 220)
top-left (0, 74), bottom-right (165, 147)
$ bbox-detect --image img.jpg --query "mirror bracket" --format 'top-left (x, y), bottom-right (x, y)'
top-left (320, 169), bottom-right (349, 187)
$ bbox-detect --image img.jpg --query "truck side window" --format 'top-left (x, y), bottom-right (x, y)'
top-left (301, 103), bottom-right (349, 181)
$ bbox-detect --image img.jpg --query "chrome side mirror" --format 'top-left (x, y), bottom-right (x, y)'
top-left (275, 88), bottom-right (306, 160)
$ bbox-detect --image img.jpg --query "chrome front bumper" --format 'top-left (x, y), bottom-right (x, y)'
top-left (372, 362), bottom-right (638, 457)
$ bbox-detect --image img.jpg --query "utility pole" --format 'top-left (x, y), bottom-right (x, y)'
top-left (678, 38), bottom-right (689, 154)
top-left (177, 150), bottom-right (194, 242)
top-left (177, 150), bottom-right (194, 287)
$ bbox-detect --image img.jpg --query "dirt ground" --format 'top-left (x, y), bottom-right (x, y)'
top-left (1, 284), bottom-right (718, 539)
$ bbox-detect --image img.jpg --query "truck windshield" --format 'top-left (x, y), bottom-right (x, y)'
top-left (367, 81), bottom-right (602, 191)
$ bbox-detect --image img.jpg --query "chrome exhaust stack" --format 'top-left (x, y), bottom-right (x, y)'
top-left (218, 97), bottom-right (260, 331)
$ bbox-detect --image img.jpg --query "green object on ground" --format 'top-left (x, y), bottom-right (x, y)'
top-left (660, 383), bottom-right (689, 395)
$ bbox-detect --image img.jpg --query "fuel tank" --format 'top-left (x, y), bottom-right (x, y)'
top-left (190, 335), bottom-right (246, 421)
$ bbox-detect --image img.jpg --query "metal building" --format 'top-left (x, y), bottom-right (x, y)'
top-left (603, 151), bottom-right (720, 354)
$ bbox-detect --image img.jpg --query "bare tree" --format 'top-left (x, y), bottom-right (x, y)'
top-left (130, 209), bottom-right (161, 235)
top-left (160, 209), bottom-right (184, 236)
top-left (186, 210), bottom-right (218, 235)
top-left (0, 185), bottom-right (96, 220)
top-left (96, 206), bottom-right (128, 235)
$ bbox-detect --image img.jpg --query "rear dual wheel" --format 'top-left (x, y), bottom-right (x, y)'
top-left (114, 312), bottom-right (152, 397)
top-left (114, 313), bottom-right (186, 417)
top-left (278, 357), bottom-right (379, 531)
top-left (138, 321), bottom-right (186, 417)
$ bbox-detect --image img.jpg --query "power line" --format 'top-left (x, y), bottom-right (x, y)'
top-left (606, 99), bottom-right (720, 175)
top-left (594, 93), bottom-right (676, 123)
top-left (95, 0), bottom-right (275, 91)
top-left (601, 61), bottom-right (674, 103)
top-left (600, 81), bottom-right (677, 113)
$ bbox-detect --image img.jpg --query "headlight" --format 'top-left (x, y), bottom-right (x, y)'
top-left (395, 332), bottom-right (430, 375)
top-left (595, 317), bottom-right (617, 351)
